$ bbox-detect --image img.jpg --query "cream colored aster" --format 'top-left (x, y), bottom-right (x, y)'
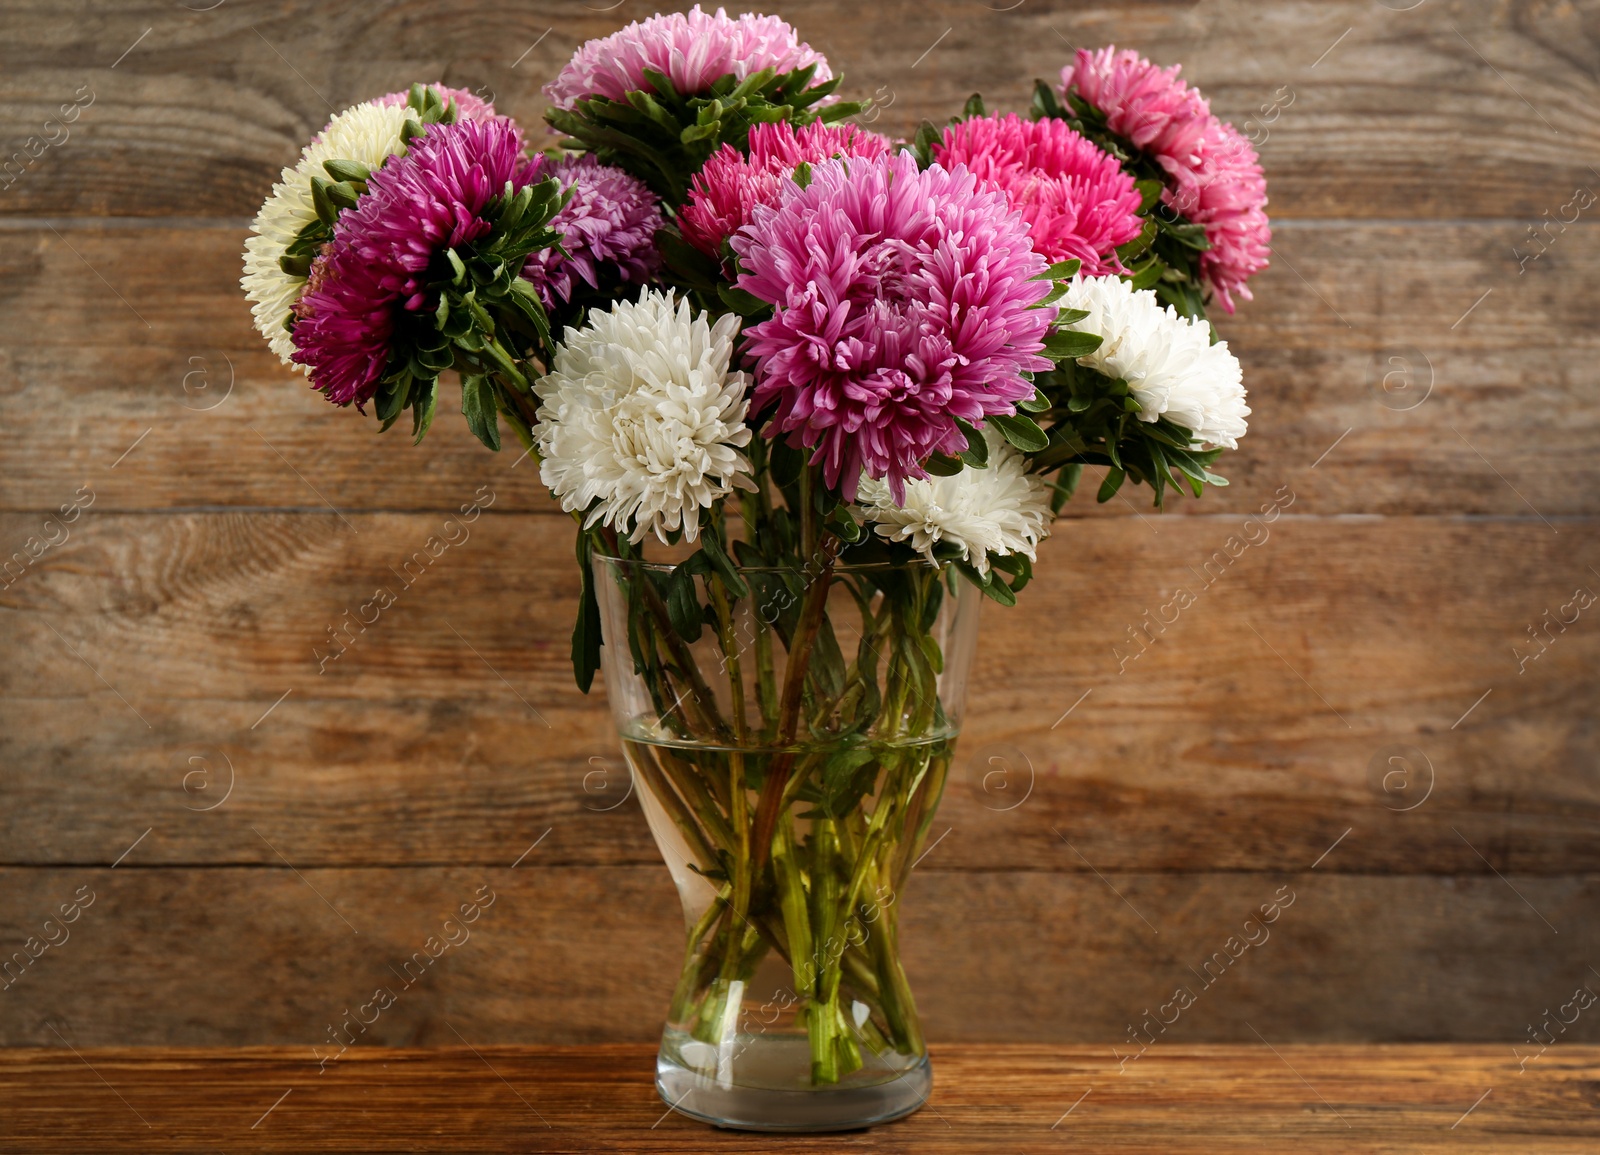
top-left (241, 99), bottom-right (414, 367)
top-left (1058, 274), bottom-right (1249, 449)
top-left (534, 290), bottom-right (756, 544)
top-left (858, 430), bottom-right (1052, 577)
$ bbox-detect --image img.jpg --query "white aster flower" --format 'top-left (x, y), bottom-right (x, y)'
top-left (1058, 274), bottom-right (1249, 449)
top-left (858, 430), bottom-right (1052, 577)
top-left (534, 289), bottom-right (755, 544)
top-left (241, 100), bottom-right (414, 367)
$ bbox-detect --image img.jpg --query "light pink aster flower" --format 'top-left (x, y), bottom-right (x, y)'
top-left (732, 152), bottom-right (1055, 503)
top-left (520, 153), bottom-right (663, 308)
top-left (680, 120), bottom-right (893, 259)
top-left (292, 118), bottom-right (536, 407)
top-left (934, 113), bottom-right (1144, 276)
top-left (1060, 46), bottom-right (1270, 311)
top-left (544, 5), bottom-right (833, 110)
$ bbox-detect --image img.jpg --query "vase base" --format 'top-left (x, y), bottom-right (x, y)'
top-left (656, 1047), bottom-right (932, 1133)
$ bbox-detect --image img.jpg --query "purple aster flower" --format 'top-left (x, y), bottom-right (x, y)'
top-left (292, 118), bottom-right (536, 407)
top-left (732, 152), bottom-right (1056, 502)
top-left (519, 154), bottom-right (663, 309)
top-left (544, 5), bottom-right (832, 110)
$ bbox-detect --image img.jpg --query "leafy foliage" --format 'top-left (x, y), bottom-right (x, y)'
top-left (545, 65), bottom-right (863, 206)
top-left (369, 178), bottom-right (568, 450)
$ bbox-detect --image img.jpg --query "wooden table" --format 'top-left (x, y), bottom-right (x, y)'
top-left (1, 1044), bottom-right (1595, 1153)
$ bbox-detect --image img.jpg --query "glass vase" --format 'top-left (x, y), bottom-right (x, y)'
top-left (592, 554), bottom-right (979, 1131)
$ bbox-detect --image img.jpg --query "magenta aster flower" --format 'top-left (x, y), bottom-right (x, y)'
top-left (544, 5), bottom-right (833, 110)
top-left (934, 113), bottom-right (1144, 276)
top-left (292, 118), bottom-right (536, 406)
top-left (733, 152), bottom-right (1055, 502)
top-left (1060, 46), bottom-right (1270, 310)
top-left (519, 154), bottom-right (663, 308)
top-left (680, 119), bottom-right (893, 259)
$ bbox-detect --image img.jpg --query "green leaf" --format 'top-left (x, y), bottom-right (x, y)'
top-left (716, 284), bottom-right (770, 316)
top-left (309, 176), bottom-right (338, 227)
top-left (989, 413), bottom-right (1048, 453)
top-left (1017, 387), bottom-right (1051, 414)
top-left (989, 550), bottom-right (1033, 595)
top-left (1035, 280), bottom-right (1070, 309)
top-left (729, 67), bottom-right (778, 100)
top-left (1097, 466), bottom-right (1126, 503)
top-left (446, 248), bottom-right (467, 286)
top-left (324, 181), bottom-right (361, 211)
top-left (667, 565), bottom-right (703, 643)
top-left (1126, 256), bottom-right (1164, 292)
top-left (1035, 258), bottom-right (1082, 282)
top-left (954, 417), bottom-right (989, 466)
top-left (956, 560), bottom-right (1017, 607)
top-left (700, 530), bottom-right (750, 598)
top-left (1051, 463), bottom-right (1084, 514)
top-left (679, 120), bottom-right (722, 144)
top-left (410, 378), bottom-right (439, 444)
top-left (1042, 330), bottom-right (1104, 361)
top-left (923, 452), bottom-right (964, 477)
top-left (655, 227), bottom-right (723, 289)
top-left (322, 158), bottom-right (371, 185)
top-left (962, 92), bottom-right (987, 119)
top-left (460, 375), bottom-right (501, 452)
top-left (571, 531), bottom-right (604, 693)
top-left (770, 439), bottom-right (805, 488)
top-left (912, 120), bottom-right (941, 168)
top-left (639, 67), bottom-right (680, 103)
top-left (825, 504), bottom-right (864, 543)
top-left (375, 372), bottom-right (413, 426)
top-left (1031, 78), bottom-right (1065, 120)
top-left (1055, 307), bottom-right (1090, 324)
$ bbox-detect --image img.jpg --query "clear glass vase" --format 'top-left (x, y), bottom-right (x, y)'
top-left (593, 554), bottom-right (980, 1131)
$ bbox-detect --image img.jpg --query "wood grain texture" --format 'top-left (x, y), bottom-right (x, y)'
top-left (2, 513), bottom-right (1596, 872)
top-left (2, 868), bottom-right (1598, 1047)
top-left (1, 220), bottom-right (1596, 516)
top-left (1, 0), bottom-right (1597, 1053)
top-left (0, 1), bottom-right (1597, 219)
top-left (0, 1044), bottom-right (1596, 1153)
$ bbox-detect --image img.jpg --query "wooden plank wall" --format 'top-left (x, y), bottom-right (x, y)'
top-left (1, 0), bottom-right (1597, 1051)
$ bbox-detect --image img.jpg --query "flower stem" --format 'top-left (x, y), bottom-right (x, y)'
top-left (748, 524), bottom-right (841, 874)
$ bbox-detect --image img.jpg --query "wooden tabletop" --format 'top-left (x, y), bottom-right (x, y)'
top-left (0, 1043), bottom-right (1595, 1153)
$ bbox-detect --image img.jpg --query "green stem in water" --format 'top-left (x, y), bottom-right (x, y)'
top-left (748, 524), bottom-right (841, 874)
top-left (709, 571), bottom-right (753, 991)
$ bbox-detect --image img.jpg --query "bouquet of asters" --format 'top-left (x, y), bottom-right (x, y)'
top-left (242, 8), bottom-right (1267, 1126)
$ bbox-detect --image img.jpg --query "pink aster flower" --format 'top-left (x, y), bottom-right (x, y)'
top-left (292, 118), bottom-right (536, 407)
top-left (519, 154), bottom-right (664, 308)
top-left (732, 152), bottom-right (1055, 502)
top-left (544, 5), bottom-right (833, 110)
top-left (934, 113), bottom-right (1144, 276)
top-left (1172, 118), bottom-right (1271, 311)
top-left (1060, 46), bottom-right (1270, 311)
top-left (680, 119), bottom-right (893, 259)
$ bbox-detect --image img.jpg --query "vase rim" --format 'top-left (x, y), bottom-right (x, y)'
top-left (592, 553), bottom-right (946, 577)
